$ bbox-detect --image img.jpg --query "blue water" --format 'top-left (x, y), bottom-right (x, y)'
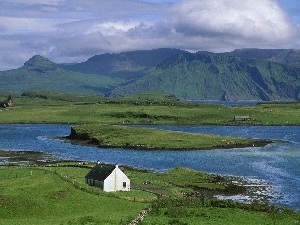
top-left (0, 124), bottom-right (299, 210)
top-left (187, 100), bottom-right (260, 107)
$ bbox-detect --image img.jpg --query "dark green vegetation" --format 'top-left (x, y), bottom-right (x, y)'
top-left (1, 48), bottom-right (300, 100)
top-left (1, 164), bottom-right (299, 225)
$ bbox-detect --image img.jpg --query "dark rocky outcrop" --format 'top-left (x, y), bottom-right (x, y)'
top-left (0, 95), bottom-right (13, 108)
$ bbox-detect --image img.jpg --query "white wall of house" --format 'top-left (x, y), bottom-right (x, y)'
top-left (103, 165), bottom-right (130, 192)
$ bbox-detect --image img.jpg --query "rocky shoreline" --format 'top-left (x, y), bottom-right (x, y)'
top-left (0, 150), bottom-right (58, 165)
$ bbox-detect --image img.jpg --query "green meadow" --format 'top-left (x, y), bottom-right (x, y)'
top-left (0, 166), bottom-right (146, 225)
top-left (0, 165), bottom-right (299, 225)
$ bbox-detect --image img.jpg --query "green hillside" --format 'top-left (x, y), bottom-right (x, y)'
top-left (110, 52), bottom-right (300, 100)
top-left (0, 55), bottom-right (124, 94)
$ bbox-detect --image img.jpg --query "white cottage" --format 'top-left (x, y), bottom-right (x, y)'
top-left (85, 164), bottom-right (130, 192)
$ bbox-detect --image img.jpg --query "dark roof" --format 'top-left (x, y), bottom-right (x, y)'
top-left (85, 164), bottom-right (115, 181)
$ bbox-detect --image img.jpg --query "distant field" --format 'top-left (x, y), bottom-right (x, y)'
top-left (1, 92), bottom-right (299, 125)
top-left (1, 92), bottom-right (299, 150)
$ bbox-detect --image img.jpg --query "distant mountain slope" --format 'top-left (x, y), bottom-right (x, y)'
top-left (63, 48), bottom-right (187, 81)
top-left (219, 48), bottom-right (300, 65)
top-left (0, 55), bottom-right (124, 94)
top-left (110, 52), bottom-right (300, 101)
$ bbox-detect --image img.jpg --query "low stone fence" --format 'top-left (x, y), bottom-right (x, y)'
top-left (127, 207), bottom-right (151, 225)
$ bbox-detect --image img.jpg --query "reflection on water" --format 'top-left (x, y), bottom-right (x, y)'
top-left (0, 124), bottom-right (299, 210)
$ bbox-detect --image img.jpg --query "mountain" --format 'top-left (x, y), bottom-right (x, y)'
top-left (0, 49), bottom-right (187, 95)
top-left (1, 48), bottom-right (300, 101)
top-left (197, 48), bottom-right (300, 65)
top-left (63, 48), bottom-right (187, 81)
top-left (110, 52), bottom-right (300, 101)
top-left (0, 55), bottom-right (124, 94)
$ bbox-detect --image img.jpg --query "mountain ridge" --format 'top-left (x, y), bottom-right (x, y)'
top-left (62, 48), bottom-right (188, 80)
top-left (220, 48), bottom-right (300, 65)
top-left (0, 48), bottom-right (300, 101)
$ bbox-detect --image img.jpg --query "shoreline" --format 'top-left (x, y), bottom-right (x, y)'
top-left (0, 149), bottom-right (274, 207)
top-left (0, 150), bottom-right (59, 165)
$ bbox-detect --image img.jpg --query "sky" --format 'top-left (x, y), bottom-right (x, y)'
top-left (0, 0), bottom-right (300, 71)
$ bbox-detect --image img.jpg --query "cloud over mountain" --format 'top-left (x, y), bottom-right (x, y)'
top-left (0, 0), bottom-right (299, 70)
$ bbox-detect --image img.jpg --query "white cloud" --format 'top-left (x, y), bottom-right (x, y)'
top-left (0, 0), bottom-right (299, 70)
top-left (0, 17), bottom-right (59, 33)
top-left (170, 0), bottom-right (296, 50)
top-left (9, 0), bottom-right (64, 4)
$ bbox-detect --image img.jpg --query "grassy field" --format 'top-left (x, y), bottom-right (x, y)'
top-left (0, 166), bottom-right (147, 225)
top-left (1, 92), bottom-right (300, 126)
top-left (0, 164), bottom-right (222, 225)
top-left (1, 164), bottom-right (299, 225)
top-left (142, 202), bottom-right (299, 225)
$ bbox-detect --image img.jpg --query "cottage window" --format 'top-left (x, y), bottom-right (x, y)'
top-left (123, 182), bottom-right (126, 188)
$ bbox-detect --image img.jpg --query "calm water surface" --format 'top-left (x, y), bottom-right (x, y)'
top-left (0, 124), bottom-right (299, 210)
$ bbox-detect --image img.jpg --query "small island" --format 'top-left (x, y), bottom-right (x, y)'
top-left (68, 123), bottom-right (272, 150)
